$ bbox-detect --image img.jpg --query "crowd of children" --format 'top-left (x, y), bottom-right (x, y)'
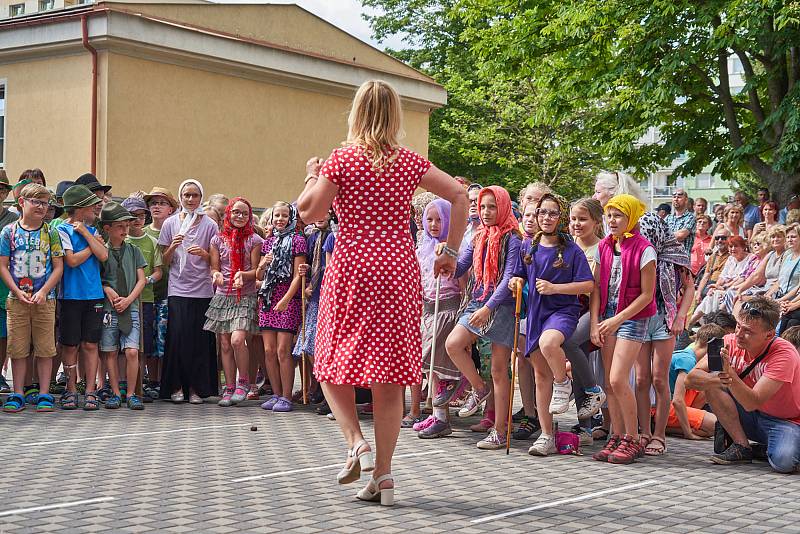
top-left (0, 165), bottom-right (798, 472)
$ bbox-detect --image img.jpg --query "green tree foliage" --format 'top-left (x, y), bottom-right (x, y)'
top-left (452, 0), bottom-right (800, 203)
top-left (363, 0), bottom-right (599, 198)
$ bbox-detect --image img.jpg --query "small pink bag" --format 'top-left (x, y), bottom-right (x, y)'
top-left (555, 431), bottom-right (581, 455)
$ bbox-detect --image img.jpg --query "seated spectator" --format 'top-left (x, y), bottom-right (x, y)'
top-left (694, 197), bottom-right (708, 216)
top-left (713, 204), bottom-right (725, 226)
top-left (690, 214), bottom-right (713, 276)
top-left (752, 201), bottom-right (779, 237)
top-left (778, 195), bottom-right (799, 224)
top-left (735, 191), bottom-right (761, 235)
top-left (686, 297), bottom-right (800, 473)
top-left (770, 224), bottom-right (800, 324)
top-left (717, 204), bottom-right (746, 238)
top-left (664, 324), bottom-right (728, 440)
top-left (733, 226), bottom-right (785, 306)
top-left (696, 226), bottom-right (731, 300)
top-left (691, 236), bottom-right (752, 324)
top-left (787, 208), bottom-right (800, 226)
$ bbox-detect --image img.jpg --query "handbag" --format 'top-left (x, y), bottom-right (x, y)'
top-left (713, 338), bottom-right (775, 453)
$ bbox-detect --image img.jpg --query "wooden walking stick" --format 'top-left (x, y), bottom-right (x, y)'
top-left (426, 276), bottom-right (442, 405)
top-left (300, 274), bottom-right (308, 405)
top-left (506, 283), bottom-right (523, 455)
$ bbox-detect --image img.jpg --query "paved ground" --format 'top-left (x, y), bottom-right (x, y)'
top-left (1, 396), bottom-right (798, 534)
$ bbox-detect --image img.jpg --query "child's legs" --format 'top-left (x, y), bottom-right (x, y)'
top-left (218, 333), bottom-right (235, 386)
top-left (608, 339), bottom-right (644, 438)
top-left (634, 342), bottom-right (653, 436)
top-left (538, 329), bottom-right (567, 382)
top-left (601, 337), bottom-right (623, 434)
top-left (489, 343), bottom-right (512, 434)
top-left (261, 331), bottom-right (281, 396)
top-left (103, 350), bottom-right (120, 395)
top-left (30, 301), bottom-right (57, 394)
top-left (650, 338), bottom-right (674, 440)
top-left (10, 358), bottom-right (28, 395)
top-left (6, 299), bottom-right (31, 392)
top-left (517, 346), bottom-right (537, 417)
top-left (61, 344), bottom-right (79, 391)
top-left (124, 348), bottom-right (139, 392)
top-left (230, 330), bottom-right (250, 381)
top-left (444, 325), bottom-right (483, 389)
top-left (35, 356), bottom-right (53, 395)
top-left (276, 331), bottom-right (295, 399)
top-left (82, 342), bottom-right (100, 394)
top-left (408, 382), bottom-right (422, 417)
top-left (531, 350), bottom-right (555, 435)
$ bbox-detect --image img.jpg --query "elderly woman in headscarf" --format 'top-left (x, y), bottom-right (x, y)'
top-left (633, 211), bottom-right (694, 456)
top-left (158, 179), bottom-right (219, 403)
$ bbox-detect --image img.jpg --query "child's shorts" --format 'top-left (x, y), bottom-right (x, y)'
top-left (644, 312), bottom-right (672, 342)
top-left (0, 306), bottom-right (7, 339)
top-left (7, 298), bottom-right (56, 359)
top-left (141, 302), bottom-right (155, 356)
top-left (603, 308), bottom-right (648, 344)
top-left (457, 300), bottom-right (516, 348)
top-left (59, 299), bottom-right (104, 346)
top-left (153, 299), bottom-right (168, 358)
top-left (100, 307), bottom-right (141, 352)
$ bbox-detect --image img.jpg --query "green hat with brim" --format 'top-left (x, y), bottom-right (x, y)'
top-left (0, 170), bottom-right (10, 190)
top-left (62, 184), bottom-right (103, 209)
top-left (99, 201), bottom-right (135, 225)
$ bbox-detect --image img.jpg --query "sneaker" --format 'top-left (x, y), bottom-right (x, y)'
top-left (571, 424), bottom-right (593, 447)
top-left (433, 377), bottom-right (465, 407)
top-left (189, 393), bottom-right (203, 404)
top-left (105, 395), bottom-right (122, 409)
top-left (0, 375), bottom-right (11, 393)
top-left (326, 412), bottom-right (336, 420)
top-left (413, 415), bottom-right (437, 432)
top-left (608, 434), bottom-right (641, 465)
top-left (246, 385), bottom-right (260, 400)
top-left (170, 390), bottom-right (185, 403)
top-left (477, 428), bottom-right (507, 450)
top-left (458, 386), bottom-right (490, 418)
top-left (549, 378), bottom-right (572, 414)
top-left (261, 395), bottom-right (279, 410)
top-left (230, 382), bottom-right (248, 404)
top-left (470, 417), bottom-right (494, 433)
top-left (512, 407), bottom-right (526, 423)
top-left (577, 386), bottom-right (606, 419)
top-left (528, 434), bottom-right (557, 456)
top-left (218, 387), bottom-right (235, 407)
top-left (418, 418), bottom-right (452, 439)
top-left (272, 397), bottom-right (293, 412)
top-left (144, 382), bottom-right (160, 400)
top-left (512, 416), bottom-right (542, 440)
top-left (127, 395), bottom-right (144, 410)
top-left (592, 434), bottom-right (621, 462)
top-left (710, 443), bottom-right (753, 465)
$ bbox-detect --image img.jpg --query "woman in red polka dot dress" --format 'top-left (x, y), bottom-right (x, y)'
top-left (298, 80), bottom-right (467, 506)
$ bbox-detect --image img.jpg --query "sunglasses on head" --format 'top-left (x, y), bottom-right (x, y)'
top-left (741, 301), bottom-right (764, 318)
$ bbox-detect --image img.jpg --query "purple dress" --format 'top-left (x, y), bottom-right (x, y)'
top-left (513, 239), bottom-right (594, 356)
top-left (258, 234), bottom-right (307, 333)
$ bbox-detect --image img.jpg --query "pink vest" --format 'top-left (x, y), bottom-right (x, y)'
top-left (598, 231), bottom-right (657, 320)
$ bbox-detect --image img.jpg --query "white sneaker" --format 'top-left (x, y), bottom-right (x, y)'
top-left (528, 434), bottom-right (557, 456)
top-left (577, 387), bottom-right (607, 419)
top-left (549, 378), bottom-right (572, 414)
top-left (476, 428), bottom-right (507, 450)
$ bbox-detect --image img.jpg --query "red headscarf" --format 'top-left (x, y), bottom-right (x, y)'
top-left (473, 185), bottom-right (518, 299)
top-left (220, 197), bottom-right (254, 300)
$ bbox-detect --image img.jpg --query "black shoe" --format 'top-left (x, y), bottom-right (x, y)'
top-left (310, 389), bottom-right (325, 405)
top-left (751, 442), bottom-right (768, 461)
top-left (315, 401), bottom-right (331, 416)
top-left (710, 443), bottom-right (753, 465)
top-left (0, 375), bottom-right (10, 393)
top-left (512, 416), bottom-right (542, 440)
top-left (512, 408), bottom-right (526, 423)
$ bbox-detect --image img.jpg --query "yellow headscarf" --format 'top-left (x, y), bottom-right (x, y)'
top-left (605, 194), bottom-right (646, 240)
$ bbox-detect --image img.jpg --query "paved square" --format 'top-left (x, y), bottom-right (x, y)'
top-left (2, 398), bottom-right (798, 533)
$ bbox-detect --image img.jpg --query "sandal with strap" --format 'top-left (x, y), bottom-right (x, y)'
top-left (83, 393), bottom-right (100, 411)
top-left (356, 474), bottom-right (394, 506)
top-left (59, 391), bottom-right (78, 410)
top-left (401, 414), bottom-right (422, 429)
top-left (36, 393), bottom-right (55, 412)
top-left (337, 439), bottom-right (374, 485)
top-left (2, 393), bottom-right (25, 413)
top-left (591, 425), bottom-right (609, 441)
top-left (645, 436), bottom-right (667, 456)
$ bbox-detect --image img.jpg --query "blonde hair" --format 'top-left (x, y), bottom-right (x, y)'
top-left (724, 204), bottom-right (742, 220)
top-left (595, 171), bottom-right (647, 203)
top-left (749, 231), bottom-right (770, 251)
top-left (768, 224), bottom-right (787, 239)
top-left (19, 183), bottom-right (51, 200)
top-left (787, 209), bottom-right (800, 225)
top-left (518, 182), bottom-right (552, 205)
top-left (259, 208), bottom-right (273, 229)
top-left (346, 80), bottom-right (404, 171)
top-left (786, 222), bottom-right (800, 237)
top-left (570, 197), bottom-right (605, 239)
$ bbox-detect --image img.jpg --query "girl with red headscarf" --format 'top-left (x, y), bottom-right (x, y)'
top-left (444, 185), bottom-right (522, 451)
top-left (203, 197), bottom-right (263, 407)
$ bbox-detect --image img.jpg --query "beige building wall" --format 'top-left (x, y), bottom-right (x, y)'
top-left (104, 53), bottom-right (430, 207)
top-left (0, 53), bottom-right (92, 183)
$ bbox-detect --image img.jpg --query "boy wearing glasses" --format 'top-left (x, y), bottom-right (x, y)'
top-left (0, 184), bottom-right (64, 412)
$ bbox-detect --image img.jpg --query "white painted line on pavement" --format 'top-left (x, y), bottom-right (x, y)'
top-left (471, 479), bottom-right (657, 524)
top-left (0, 497), bottom-right (115, 518)
top-left (232, 449), bottom-right (445, 483)
top-left (28, 423), bottom-right (247, 446)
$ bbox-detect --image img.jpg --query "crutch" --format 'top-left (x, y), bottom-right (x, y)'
top-left (425, 276), bottom-right (442, 405)
top-left (506, 283), bottom-right (523, 455)
top-left (300, 274), bottom-right (308, 405)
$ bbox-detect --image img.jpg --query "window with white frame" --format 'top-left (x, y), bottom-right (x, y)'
top-left (9, 3), bottom-right (25, 16)
top-left (0, 84), bottom-right (5, 168)
top-left (696, 173), bottom-right (715, 188)
top-left (39, 0), bottom-right (55, 11)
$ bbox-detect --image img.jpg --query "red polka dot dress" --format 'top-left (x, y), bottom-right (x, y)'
top-left (314, 145), bottom-right (431, 387)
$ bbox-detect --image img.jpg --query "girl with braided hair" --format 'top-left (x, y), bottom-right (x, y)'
top-left (509, 194), bottom-right (594, 455)
top-left (204, 198), bottom-right (263, 406)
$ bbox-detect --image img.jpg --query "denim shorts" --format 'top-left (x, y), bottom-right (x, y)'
top-left (644, 311), bottom-right (672, 342)
top-left (603, 308), bottom-right (648, 343)
top-left (100, 307), bottom-right (141, 352)
top-left (457, 300), bottom-right (516, 348)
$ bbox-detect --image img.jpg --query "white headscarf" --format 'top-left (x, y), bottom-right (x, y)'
top-left (176, 179), bottom-right (205, 274)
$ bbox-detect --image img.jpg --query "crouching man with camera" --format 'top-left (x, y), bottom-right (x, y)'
top-left (686, 297), bottom-right (800, 473)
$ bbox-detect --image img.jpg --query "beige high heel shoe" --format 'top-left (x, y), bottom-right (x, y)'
top-left (356, 474), bottom-right (394, 506)
top-left (336, 439), bottom-right (374, 485)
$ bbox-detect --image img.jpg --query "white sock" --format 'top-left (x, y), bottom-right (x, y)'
top-left (433, 406), bottom-right (447, 421)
